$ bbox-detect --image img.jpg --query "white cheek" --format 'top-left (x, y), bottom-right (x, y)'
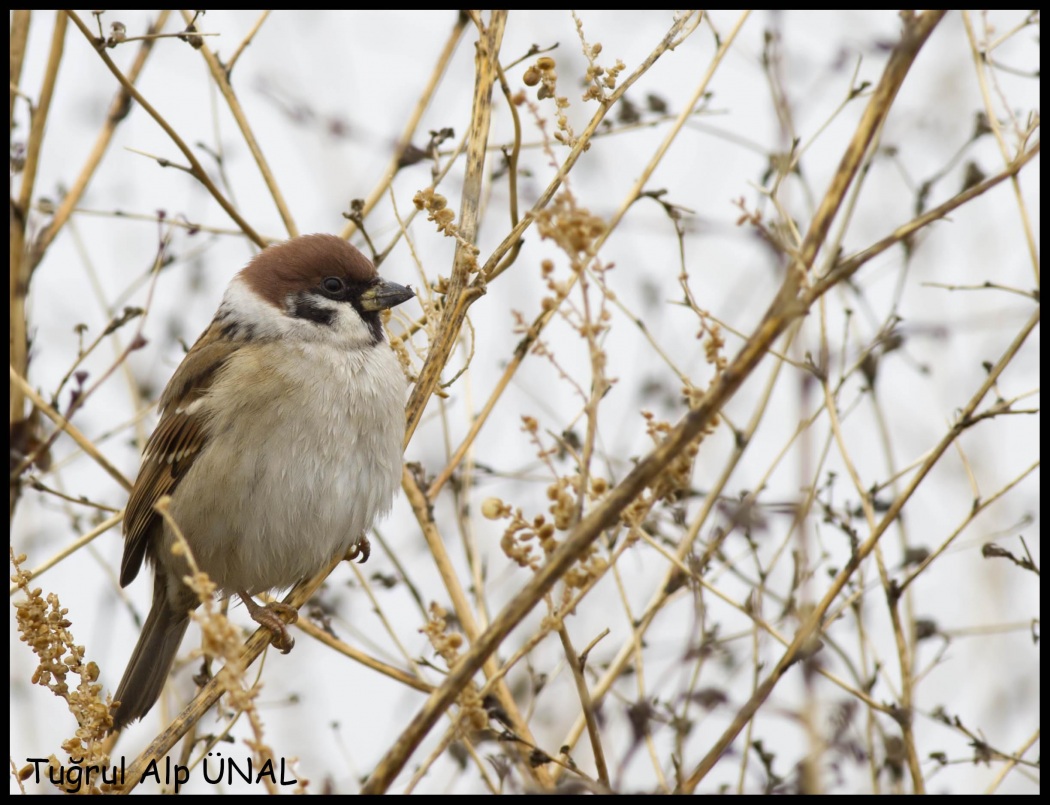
top-left (287, 302), bottom-right (377, 348)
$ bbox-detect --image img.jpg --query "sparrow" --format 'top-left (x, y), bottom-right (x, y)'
top-left (111, 234), bottom-right (413, 729)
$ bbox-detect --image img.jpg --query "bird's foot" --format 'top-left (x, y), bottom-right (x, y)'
top-left (239, 593), bottom-right (298, 653)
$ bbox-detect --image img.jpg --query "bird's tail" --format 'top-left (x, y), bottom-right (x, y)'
top-left (111, 576), bottom-right (191, 730)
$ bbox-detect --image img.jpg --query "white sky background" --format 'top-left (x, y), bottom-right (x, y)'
top-left (10, 10), bottom-right (1039, 794)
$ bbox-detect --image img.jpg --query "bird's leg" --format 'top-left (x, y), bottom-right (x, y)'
top-left (238, 592), bottom-right (298, 653)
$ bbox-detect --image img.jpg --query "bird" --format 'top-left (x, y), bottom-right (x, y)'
top-left (111, 233), bottom-right (413, 729)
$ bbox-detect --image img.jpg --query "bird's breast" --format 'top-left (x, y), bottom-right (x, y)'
top-left (162, 340), bottom-right (407, 595)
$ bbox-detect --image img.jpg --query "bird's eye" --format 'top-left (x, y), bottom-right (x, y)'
top-left (322, 277), bottom-right (344, 295)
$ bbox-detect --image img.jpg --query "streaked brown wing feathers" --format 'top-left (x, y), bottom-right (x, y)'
top-left (119, 329), bottom-right (239, 588)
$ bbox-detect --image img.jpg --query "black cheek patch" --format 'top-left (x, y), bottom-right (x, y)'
top-left (287, 293), bottom-right (337, 326)
top-left (356, 308), bottom-right (384, 344)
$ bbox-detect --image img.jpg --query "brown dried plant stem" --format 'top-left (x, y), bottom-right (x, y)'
top-left (8, 513), bottom-right (122, 595)
top-left (341, 12), bottom-right (470, 242)
top-left (224, 10), bottom-right (269, 74)
top-left (363, 279), bottom-right (809, 793)
top-left (551, 333), bottom-right (801, 778)
top-left (427, 10), bottom-right (734, 499)
top-left (557, 625), bottom-right (610, 787)
top-left (397, 11), bottom-right (712, 787)
top-left (403, 12), bottom-right (505, 446)
top-left (960, 11), bottom-right (1040, 282)
top-left (177, 9), bottom-right (298, 239)
top-left (822, 367), bottom-right (920, 787)
top-left (401, 467), bottom-right (550, 784)
top-left (397, 11), bottom-right (558, 789)
top-left (64, 11), bottom-right (265, 248)
top-left (11, 13), bottom-right (168, 514)
top-left (478, 11), bottom-right (702, 286)
top-left (544, 139), bottom-right (1038, 787)
top-left (405, 11), bottom-right (705, 458)
top-left (10, 12), bottom-right (65, 474)
top-left (10, 236), bottom-right (170, 486)
top-left (359, 10), bottom-right (952, 793)
top-left (8, 368), bottom-right (131, 493)
top-left (9, 10), bottom-right (31, 126)
top-left (36, 12), bottom-right (170, 263)
top-left (294, 615), bottom-right (434, 694)
top-left (679, 307), bottom-right (1039, 793)
top-left (113, 553), bottom-right (342, 793)
top-left (549, 141), bottom-right (1036, 781)
top-left (814, 142), bottom-right (1038, 298)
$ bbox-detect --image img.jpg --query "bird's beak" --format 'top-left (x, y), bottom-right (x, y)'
top-left (360, 279), bottom-right (414, 312)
